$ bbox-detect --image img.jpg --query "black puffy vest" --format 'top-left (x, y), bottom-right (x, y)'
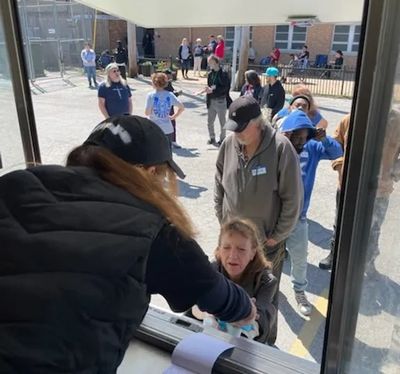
top-left (0, 165), bottom-right (166, 373)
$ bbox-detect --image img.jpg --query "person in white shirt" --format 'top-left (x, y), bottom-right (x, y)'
top-left (145, 72), bottom-right (185, 144)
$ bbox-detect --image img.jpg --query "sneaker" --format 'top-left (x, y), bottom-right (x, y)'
top-left (172, 141), bottom-right (182, 149)
top-left (319, 251), bottom-right (333, 270)
top-left (207, 138), bottom-right (216, 145)
top-left (295, 291), bottom-right (312, 316)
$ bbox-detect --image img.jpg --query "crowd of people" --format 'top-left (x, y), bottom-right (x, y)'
top-left (86, 46), bottom-right (349, 321)
top-left (1, 39), bottom-right (399, 373)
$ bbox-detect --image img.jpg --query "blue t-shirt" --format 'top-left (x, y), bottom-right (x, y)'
top-left (145, 90), bottom-right (181, 134)
top-left (98, 82), bottom-right (131, 117)
top-left (277, 107), bottom-right (323, 127)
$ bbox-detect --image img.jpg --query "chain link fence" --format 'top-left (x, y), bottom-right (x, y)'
top-left (16, 0), bottom-right (95, 83)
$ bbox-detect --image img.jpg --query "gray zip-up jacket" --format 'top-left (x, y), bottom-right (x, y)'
top-left (214, 125), bottom-right (303, 244)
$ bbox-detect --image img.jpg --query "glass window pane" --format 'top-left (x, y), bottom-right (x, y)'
top-left (334, 34), bottom-right (350, 42)
top-left (275, 32), bottom-right (289, 41)
top-left (291, 42), bottom-right (305, 50)
top-left (333, 43), bottom-right (348, 51)
top-left (225, 26), bottom-right (234, 39)
top-left (0, 9), bottom-right (26, 174)
top-left (335, 25), bottom-right (351, 33)
top-left (275, 42), bottom-right (288, 49)
top-left (353, 34), bottom-right (360, 43)
top-left (292, 33), bottom-right (306, 41)
top-left (351, 44), bottom-right (359, 52)
top-left (345, 33), bottom-right (400, 374)
top-left (293, 26), bottom-right (307, 32)
top-left (355, 25), bottom-right (362, 33)
top-left (276, 24), bottom-right (289, 32)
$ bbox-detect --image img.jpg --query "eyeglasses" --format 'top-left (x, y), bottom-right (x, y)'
top-left (111, 69), bottom-right (120, 74)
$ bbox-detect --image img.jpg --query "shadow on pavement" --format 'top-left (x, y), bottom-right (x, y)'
top-left (173, 147), bottom-right (200, 158)
top-left (279, 290), bottom-right (325, 364)
top-left (178, 180), bottom-right (208, 199)
top-left (359, 271), bottom-right (400, 317)
top-left (319, 106), bottom-right (349, 115)
top-left (349, 338), bottom-right (393, 374)
top-left (282, 256), bottom-right (331, 298)
top-left (182, 101), bottom-right (200, 109)
top-left (308, 219), bottom-right (333, 250)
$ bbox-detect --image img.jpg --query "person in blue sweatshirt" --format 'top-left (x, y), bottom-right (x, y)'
top-left (279, 110), bottom-right (343, 316)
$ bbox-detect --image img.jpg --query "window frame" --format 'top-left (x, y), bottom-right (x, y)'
top-left (331, 23), bottom-right (361, 55)
top-left (224, 26), bottom-right (253, 51)
top-left (274, 24), bottom-right (308, 52)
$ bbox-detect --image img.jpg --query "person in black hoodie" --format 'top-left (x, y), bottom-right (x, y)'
top-left (0, 115), bottom-right (256, 373)
top-left (114, 40), bottom-right (128, 79)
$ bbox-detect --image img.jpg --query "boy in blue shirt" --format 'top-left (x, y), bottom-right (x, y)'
top-left (279, 110), bottom-right (343, 316)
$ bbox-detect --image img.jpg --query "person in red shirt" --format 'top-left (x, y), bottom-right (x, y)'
top-left (215, 35), bottom-right (225, 61)
top-left (270, 47), bottom-right (281, 65)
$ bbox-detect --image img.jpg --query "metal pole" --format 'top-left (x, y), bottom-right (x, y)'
top-left (0, 0), bottom-right (41, 165)
top-left (19, 0), bottom-right (35, 80)
top-left (92, 9), bottom-right (97, 50)
top-left (340, 66), bottom-right (345, 96)
top-left (230, 26), bottom-right (240, 91)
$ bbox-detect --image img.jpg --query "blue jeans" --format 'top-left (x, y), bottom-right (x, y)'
top-left (286, 219), bottom-right (308, 292)
top-left (84, 66), bottom-right (97, 86)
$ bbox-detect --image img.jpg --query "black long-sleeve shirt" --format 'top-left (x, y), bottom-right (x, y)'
top-left (146, 224), bottom-right (252, 322)
top-left (261, 80), bottom-right (286, 119)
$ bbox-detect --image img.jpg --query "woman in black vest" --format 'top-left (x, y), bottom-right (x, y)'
top-left (0, 115), bottom-right (256, 373)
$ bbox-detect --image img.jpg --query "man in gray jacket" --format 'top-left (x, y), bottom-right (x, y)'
top-left (215, 96), bottom-right (303, 345)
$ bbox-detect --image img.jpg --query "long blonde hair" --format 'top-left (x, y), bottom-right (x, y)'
top-left (215, 218), bottom-right (271, 286)
top-left (66, 145), bottom-right (195, 239)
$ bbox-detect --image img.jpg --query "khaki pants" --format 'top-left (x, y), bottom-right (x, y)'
top-left (193, 56), bottom-right (202, 74)
top-left (264, 241), bottom-right (286, 345)
top-left (207, 97), bottom-right (227, 141)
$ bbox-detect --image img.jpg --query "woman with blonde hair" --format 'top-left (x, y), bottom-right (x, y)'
top-left (178, 37), bottom-right (192, 79)
top-left (0, 115), bottom-right (256, 372)
top-left (98, 62), bottom-right (132, 118)
top-left (192, 218), bottom-right (277, 344)
top-left (193, 38), bottom-right (204, 76)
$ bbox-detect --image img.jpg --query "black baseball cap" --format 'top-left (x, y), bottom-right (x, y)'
top-left (225, 96), bottom-right (262, 133)
top-left (84, 115), bottom-right (185, 179)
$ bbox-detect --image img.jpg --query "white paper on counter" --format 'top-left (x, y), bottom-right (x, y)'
top-left (163, 332), bottom-right (234, 374)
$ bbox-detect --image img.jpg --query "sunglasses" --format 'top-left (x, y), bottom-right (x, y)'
top-left (111, 69), bottom-right (120, 73)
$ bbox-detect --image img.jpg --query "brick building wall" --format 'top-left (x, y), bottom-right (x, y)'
top-left (154, 27), bottom-right (224, 58)
top-left (251, 26), bottom-right (275, 63)
top-left (108, 20), bottom-right (127, 50)
top-left (106, 22), bottom-right (358, 67)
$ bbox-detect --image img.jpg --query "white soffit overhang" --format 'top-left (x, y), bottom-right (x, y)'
top-left (75, 0), bottom-right (364, 27)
